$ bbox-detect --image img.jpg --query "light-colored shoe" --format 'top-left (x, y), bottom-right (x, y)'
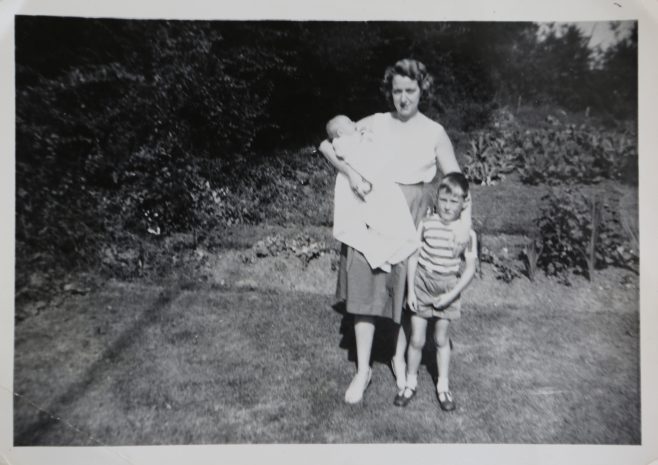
top-left (391, 358), bottom-right (406, 392)
top-left (344, 369), bottom-right (372, 404)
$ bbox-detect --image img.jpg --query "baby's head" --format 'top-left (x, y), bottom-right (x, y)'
top-left (326, 115), bottom-right (357, 141)
top-left (436, 172), bottom-right (469, 223)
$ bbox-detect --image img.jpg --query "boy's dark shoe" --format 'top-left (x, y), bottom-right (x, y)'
top-left (393, 387), bottom-right (416, 407)
top-left (437, 390), bottom-right (456, 411)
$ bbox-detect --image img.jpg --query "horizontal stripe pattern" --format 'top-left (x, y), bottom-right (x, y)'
top-left (418, 216), bottom-right (461, 274)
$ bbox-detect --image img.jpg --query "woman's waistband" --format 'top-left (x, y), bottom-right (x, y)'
top-left (396, 180), bottom-right (432, 187)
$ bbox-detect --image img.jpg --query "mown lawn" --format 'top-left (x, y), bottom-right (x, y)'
top-left (13, 174), bottom-right (639, 446)
top-left (13, 265), bottom-right (639, 445)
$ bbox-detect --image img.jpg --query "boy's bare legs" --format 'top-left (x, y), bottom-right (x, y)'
top-left (392, 323), bottom-right (408, 391)
top-left (434, 319), bottom-right (455, 410)
top-left (405, 315), bottom-right (428, 391)
top-left (435, 319), bottom-right (451, 391)
top-left (345, 315), bottom-right (374, 403)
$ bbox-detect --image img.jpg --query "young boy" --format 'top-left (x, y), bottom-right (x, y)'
top-left (394, 172), bottom-right (477, 411)
top-left (326, 114), bottom-right (419, 272)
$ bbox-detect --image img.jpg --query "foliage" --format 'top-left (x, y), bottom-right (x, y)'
top-left (520, 236), bottom-right (543, 282)
top-left (463, 131), bottom-right (521, 185)
top-left (479, 245), bottom-right (523, 283)
top-left (245, 233), bottom-right (332, 267)
top-left (516, 124), bottom-right (637, 185)
top-left (463, 122), bottom-right (637, 187)
top-left (535, 188), bottom-right (638, 282)
top-left (13, 17), bottom-right (638, 286)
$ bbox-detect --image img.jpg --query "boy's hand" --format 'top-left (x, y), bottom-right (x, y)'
top-left (432, 293), bottom-right (453, 309)
top-left (407, 290), bottom-right (418, 311)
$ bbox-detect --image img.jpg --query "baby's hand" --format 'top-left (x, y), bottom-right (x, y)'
top-left (432, 294), bottom-right (452, 309)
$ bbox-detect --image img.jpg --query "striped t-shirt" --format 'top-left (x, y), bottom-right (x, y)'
top-left (418, 214), bottom-right (476, 274)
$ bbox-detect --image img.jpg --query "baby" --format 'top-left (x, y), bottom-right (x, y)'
top-left (327, 114), bottom-right (418, 272)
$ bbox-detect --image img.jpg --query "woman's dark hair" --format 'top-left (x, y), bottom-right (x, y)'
top-left (381, 58), bottom-right (434, 109)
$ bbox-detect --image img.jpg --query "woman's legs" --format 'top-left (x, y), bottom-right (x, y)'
top-left (345, 315), bottom-right (375, 403)
top-left (405, 315), bottom-right (428, 390)
top-left (434, 319), bottom-right (451, 392)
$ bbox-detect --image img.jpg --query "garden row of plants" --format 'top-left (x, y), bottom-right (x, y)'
top-left (462, 122), bottom-right (637, 186)
top-left (459, 121), bottom-right (638, 284)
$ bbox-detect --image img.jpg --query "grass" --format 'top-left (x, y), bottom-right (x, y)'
top-left (12, 150), bottom-right (639, 445)
top-left (13, 262), bottom-right (639, 445)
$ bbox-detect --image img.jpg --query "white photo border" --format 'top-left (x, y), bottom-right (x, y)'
top-left (1, 1), bottom-right (656, 464)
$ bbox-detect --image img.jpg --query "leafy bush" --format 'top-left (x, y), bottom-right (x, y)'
top-left (479, 244), bottom-right (522, 283)
top-left (462, 131), bottom-right (521, 185)
top-left (535, 188), bottom-right (638, 282)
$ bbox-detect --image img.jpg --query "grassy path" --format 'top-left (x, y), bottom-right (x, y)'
top-left (13, 269), bottom-right (639, 445)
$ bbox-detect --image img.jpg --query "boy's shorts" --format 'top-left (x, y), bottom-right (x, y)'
top-left (411, 264), bottom-right (461, 320)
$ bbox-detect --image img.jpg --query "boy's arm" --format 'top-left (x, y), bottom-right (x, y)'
top-left (406, 223), bottom-right (424, 311)
top-left (434, 230), bottom-right (477, 308)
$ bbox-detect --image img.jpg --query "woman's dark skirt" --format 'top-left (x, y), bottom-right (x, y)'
top-left (335, 182), bottom-right (434, 324)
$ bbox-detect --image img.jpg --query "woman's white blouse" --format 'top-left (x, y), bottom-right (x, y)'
top-left (367, 112), bottom-right (448, 184)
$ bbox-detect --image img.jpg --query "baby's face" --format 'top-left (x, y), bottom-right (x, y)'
top-left (437, 188), bottom-right (465, 222)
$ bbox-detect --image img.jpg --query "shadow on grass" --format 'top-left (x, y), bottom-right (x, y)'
top-left (332, 302), bottom-right (440, 382)
top-left (14, 286), bottom-right (183, 445)
top-left (14, 280), bottom-right (640, 444)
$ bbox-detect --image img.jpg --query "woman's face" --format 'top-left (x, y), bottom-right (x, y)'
top-left (391, 74), bottom-right (421, 120)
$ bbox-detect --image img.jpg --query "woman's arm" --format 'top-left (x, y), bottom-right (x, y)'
top-left (355, 113), bottom-right (379, 130)
top-left (406, 223), bottom-right (424, 311)
top-left (318, 139), bottom-right (371, 199)
top-left (434, 126), bottom-right (460, 174)
top-left (434, 126), bottom-right (472, 242)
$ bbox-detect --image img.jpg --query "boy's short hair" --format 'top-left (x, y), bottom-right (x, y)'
top-left (326, 115), bottom-right (351, 140)
top-left (438, 172), bottom-right (469, 198)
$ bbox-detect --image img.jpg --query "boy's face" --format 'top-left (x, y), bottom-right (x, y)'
top-left (437, 187), bottom-right (465, 222)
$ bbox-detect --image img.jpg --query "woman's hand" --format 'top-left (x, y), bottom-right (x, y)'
top-left (407, 289), bottom-right (418, 311)
top-left (348, 172), bottom-right (372, 200)
top-left (318, 139), bottom-right (372, 199)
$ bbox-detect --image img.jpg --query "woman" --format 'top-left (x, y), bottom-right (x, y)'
top-left (319, 58), bottom-right (468, 404)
